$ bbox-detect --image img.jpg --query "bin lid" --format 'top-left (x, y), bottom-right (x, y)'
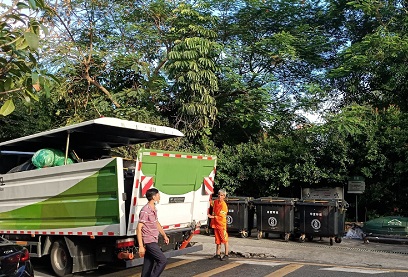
top-left (297, 199), bottom-right (340, 207)
top-left (225, 196), bottom-right (253, 203)
top-left (252, 197), bottom-right (297, 205)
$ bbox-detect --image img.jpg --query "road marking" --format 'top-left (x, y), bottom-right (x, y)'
top-left (235, 260), bottom-right (286, 266)
top-left (177, 255), bottom-right (205, 260)
top-left (321, 267), bottom-right (390, 274)
top-left (192, 262), bottom-right (241, 277)
top-left (129, 259), bottom-right (194, 277)
top-left (165, 259), bottom-right (195, 269)
top-left (263, 264), bottom-right (304, 277)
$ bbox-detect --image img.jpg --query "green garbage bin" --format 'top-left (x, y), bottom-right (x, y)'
top-left (295, 199), bottom-right (348, 245)
top-left (252, 197), bottom-right (297, 241)
top-left (363, 216), bottom-right (408, 243)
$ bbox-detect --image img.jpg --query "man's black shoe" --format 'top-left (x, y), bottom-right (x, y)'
top-left (209, 254), bottom-right (221, 260)
top-left (220, 255), bottom-right (229, 261)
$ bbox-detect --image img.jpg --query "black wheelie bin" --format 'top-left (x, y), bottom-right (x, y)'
top-left (252, 197), bottom-right (297, 241)
top-left (225, 196), bottom-right (255, 238)
top-left (295, 199), bottom-right (348, 245)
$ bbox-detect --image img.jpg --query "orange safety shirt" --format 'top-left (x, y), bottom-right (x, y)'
top-left (211, 199), bottom-right (228, 229)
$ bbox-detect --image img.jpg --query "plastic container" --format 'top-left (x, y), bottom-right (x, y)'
top-left (363, 216), bottom-right (408, 243)
top-left (252, 197), bottom-right (297, 241)
top-left (225, 196), bottom-right (255, 238)
top-left (295, 199), bottom-right (347, 245)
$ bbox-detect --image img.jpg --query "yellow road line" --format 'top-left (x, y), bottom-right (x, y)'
top-left (193, 262), bottom-right (241, 277)
top-left (165, 259), bottom-right (195, 269)
top-left (267, 260), bottom-right (408, 273)
top-left (263, 264), bottom-right (304, 277)
top-left (129, 259), bottom-right (194, 277)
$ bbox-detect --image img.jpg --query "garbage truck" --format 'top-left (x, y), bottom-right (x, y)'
top-left (0, 117), bottom-right (217, 276)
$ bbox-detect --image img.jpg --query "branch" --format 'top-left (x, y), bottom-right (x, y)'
top-left (154, 58), bottom-right (167, 76)
top-left (0, 0), bottom-right (18, 20)
top-left (82, 72), bottom-right (121, 108)
top-left (0, 87), bottom-right (24, 95)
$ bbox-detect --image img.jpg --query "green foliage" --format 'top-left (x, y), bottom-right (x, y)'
top-left (3, 0), bottom-right (408, 218)
top-left (216, 133), bottom-right (316, 198)
top-left (328, 0), bottom-right (408, 111)
top-left (165, 3), bottom-right (220, 137)
top-left (209, 0), bottom-right (333, 145)
top-left (0, 0), bottom-right (56, 116)
top-left (0, 96), bottom-right (54, 141)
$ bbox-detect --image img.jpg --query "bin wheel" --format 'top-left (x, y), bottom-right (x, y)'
top-left (307, 235), bottom-right (313, 242)
top-left (284, 233), bottom-right (290, 242)
top-left (241, 230), bottom-right (249, 238)
top-left (335, 237), bottom-right (342, 243)
top-left (265, 232), bottom-right (269, 238)
top-left (257, 231), bottom-right (263, 240)
top-left (330, 237), bottom-right (334, 246)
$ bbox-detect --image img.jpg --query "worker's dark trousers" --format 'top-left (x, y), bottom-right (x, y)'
top-left (142, 242), bottom-right (167, 277)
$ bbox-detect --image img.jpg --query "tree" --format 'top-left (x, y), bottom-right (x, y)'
top-left (208, 0), bottom-right (334, 146)
top-left (0, 0), bottom-right (55, 116)
top-left (42, 0), bottom-right (220, 139)
top-left (327, 0), bottom-right (408, 111)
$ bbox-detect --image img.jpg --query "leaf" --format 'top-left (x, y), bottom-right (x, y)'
top-left (15, 37), bottom-right (29, 50)
top-left (31, 72), bottom-right (39, 83)
top-left (0, 99), bottom-right (15, 116)
top-left (28, 0), bottom-right (37, 9)
top-left (25, 90), bottom-right (39, 101)
top-left (24, 32), bottom-right (39, 50)
top-left (17, 2), bottom-right (30, 9)
top-left (4, 78), bottom-right (12, 91)
top-left (40, 24), bottom-right (49, 36)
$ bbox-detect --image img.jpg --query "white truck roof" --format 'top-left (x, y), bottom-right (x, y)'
top-left (0, 117), bottom-right (184, 152)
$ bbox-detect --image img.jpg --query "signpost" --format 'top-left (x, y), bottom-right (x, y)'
top-left (348, 176), bottom-right (365, 222)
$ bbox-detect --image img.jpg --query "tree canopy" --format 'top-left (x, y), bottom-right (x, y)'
top-left (0, 0), bottom-right (56, 116)
top-left (1, 0), bottom-right (408, 219)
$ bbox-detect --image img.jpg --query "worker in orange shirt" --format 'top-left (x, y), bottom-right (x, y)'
top-left (208, 188), bottom-right (229, 261)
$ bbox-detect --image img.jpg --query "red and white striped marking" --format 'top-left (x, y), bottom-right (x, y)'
top-left (141, 175), bottom-right (154, 197)
top-left (203, 167), bottom-right (216, 195)
top-left (0, 230), bottom-right (117, 236)
top-left (161, 223), bottom-right (189, 230)
top-left (143, 151), bottom-right (215, 160)
top-left (0, 223), bottom-right (190, 236)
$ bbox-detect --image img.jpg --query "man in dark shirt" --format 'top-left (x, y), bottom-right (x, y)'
top-left (137, 188), bottom-right (170, 277)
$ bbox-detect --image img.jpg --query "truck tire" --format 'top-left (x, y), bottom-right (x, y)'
top-left (51, 240), bottom-right (73, 277)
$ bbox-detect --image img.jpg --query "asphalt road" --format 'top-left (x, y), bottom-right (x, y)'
top-left (32, 233), bottom-right (408, 277)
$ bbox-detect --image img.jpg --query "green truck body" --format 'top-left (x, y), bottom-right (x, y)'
top-left (0, 118), bottom-right (216, 276)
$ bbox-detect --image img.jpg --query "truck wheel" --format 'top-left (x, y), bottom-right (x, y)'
top-left (51, 240), bottom-right (73, 277)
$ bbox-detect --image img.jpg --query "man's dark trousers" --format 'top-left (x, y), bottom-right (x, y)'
top-left (141, 242), bottom-right (167, 277)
